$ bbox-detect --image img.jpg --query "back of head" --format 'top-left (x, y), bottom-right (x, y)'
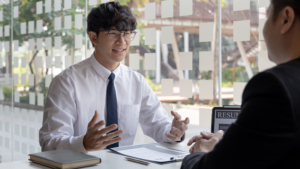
top-left (271, 0), bottom-right (300, 22)
top-left (264, 0), bottom-right (300, 64)
top-left (86, 2), bottom-right (137, 36)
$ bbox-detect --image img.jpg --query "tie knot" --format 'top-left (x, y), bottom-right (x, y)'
top-left (108, 73), bottom-right (115, 81)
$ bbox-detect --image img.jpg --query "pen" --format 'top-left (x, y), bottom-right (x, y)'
top-left (125, 157), bottom-right (150, 166)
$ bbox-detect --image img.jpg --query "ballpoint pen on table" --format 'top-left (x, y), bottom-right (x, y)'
top-left (125, 157), bottom-right (150, 166)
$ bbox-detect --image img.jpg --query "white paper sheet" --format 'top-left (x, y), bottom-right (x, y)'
top-left (14, 91), bottom-right (20, 103)
top-left (21, 57), bottom-right (26, 68)
top-left (130, 29), bottom-right (140, 46)
top-left (199, 22), bottom-right (214, 42)
top-left (4, 41), bottom-right (9, 52)
top-left (54, 0), bottom-right (61, 11)
top-left (0, 10), bottom-right (2, 22)
top-left (21, 74), bottom-right (26, 85)
top-left (29, 128), bottom-right (35, 140)
top-left (144, 28), bottom-right (156, 45)
top-left (55, 56), bottom-right (61, 68)
top-left (161, 79), bottom-right (173, 96)
top-left (29, 74), bottom-right (34, 86)
top-left (145, 2), bottom-right (156, 20)
top-left (74, 55), bottom-right (82, 64)
top-left (199, 108), bottom-right (212, 128)
top-left (64, 15), bottom-right (71, 30)
top-left (75, 14), bottom-right (82, 29)
top-left (179, 0), bottom-right (192, 16)
top-left (21, 22), bottom-right (26, 34)
top-left (119, 147), bottom-right (188, 162)
top-left (55, 17), bottom-right (61, 30)
top-left (199, 80), bottom-right (213, 99)
top-left (29, 92), bottom-right (35, 105)
top-left (161, 0), bottom-right (173, 18)
top-left (36, 1), bottom-right (43, 14)
top-left (259, 18), bottom-right (267, 41)
top-left (28, 21), bottom-right (34, 34)
top-left (179, 79), bottom-right (192, 98)
top-left (233, 82), bottom-right (247, 104)
top-left (144, 53), bottom-right (156, 70)
top-left (14, 57), bottom-right (19, 68)
top-left (233, 20), bottom-right (250, 42)
top-left (75, 34), bottom-right (82, 49)
top-left (46, 56), bottom-right (52, 68)
top-left (29, 39), bottom-right (35, 51)
top-left (4, 25), bottom-right (9, 37)
top-left (0, 26), bottom-right (3, 37)
top-left (14, 40), bottom-right (19, 51)
top-left (13, 6), bottom-right (18, 18)
top-left (13, 74), bottom-right (18, 85)
top-left (36, 57), bottom-right (43, 68)
top-left (233, 0), bottom-right (250, 11)
top-left (55, 36), bottom-right (61, 49)
top-left (36, 20), bottom-right (43, 33)
top-left (45, 75), bottom-right (52, 87)
top-left (199, 51), bottom-right (213, 71)
top-left (65, 55), bottom-right (71, 68)
top-left (258, 50), bottom-right (276, 72)
top-left (38, 93), bottom-right (44, 106)
top-left (161, 26), bottom-right (173, 44)
top-left (36, 38), bottom-right (42, 50)
top-left (5, 73), bottom-right (10, 85)
top-left (179, 52), bottom-right (192, 70)
top-left (45, 0), bottom-right (51, 13)
top-left (101, 0), bottom-right (110, 3)
top-left (64, 0), bottom-right (71, 10)
top-left (129, 54), bottom-right (139, 70)
top-left (259, 0), bottom-right (270, 8)
top-left (45, 37), bottom-right (52, 50)
top-left (89, 0), bottom-right (97, 6)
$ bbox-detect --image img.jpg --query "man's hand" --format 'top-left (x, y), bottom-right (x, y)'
top-left (165, 111), bottom-right (189, 141)
top-left (83, 110), bottom-right (124, 151)
top-left (187, 130), bottom-right (224, 153)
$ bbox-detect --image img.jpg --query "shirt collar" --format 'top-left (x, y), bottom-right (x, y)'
top-left (90, 53), bottom-right (121, 81)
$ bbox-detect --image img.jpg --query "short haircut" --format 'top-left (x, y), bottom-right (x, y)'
top-left (86, 2), bottom-right (137, 42)
top-left (271, 0), bottom-right (300, 22)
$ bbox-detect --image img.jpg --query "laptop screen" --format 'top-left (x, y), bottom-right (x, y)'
top-left (211, 108), bottom-right (241, 133)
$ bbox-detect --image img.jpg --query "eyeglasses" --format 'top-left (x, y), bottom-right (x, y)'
top-left (99, 29), bottom-right (137, 42)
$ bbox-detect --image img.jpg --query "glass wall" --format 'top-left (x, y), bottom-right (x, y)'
top-left (0, 0), bottom-right (271, 162)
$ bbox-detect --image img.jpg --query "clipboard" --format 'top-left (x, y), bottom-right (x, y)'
top-left (110, 143), bottom-right (189, 164)
top-left (211, 106), bottom-right (241, 133)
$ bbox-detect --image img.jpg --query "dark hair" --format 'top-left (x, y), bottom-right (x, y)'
top-left (86, 2), bottom-right (137, 44)
top-left (271, 0), bottom-right (300, 22)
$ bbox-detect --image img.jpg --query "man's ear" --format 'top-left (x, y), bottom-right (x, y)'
top-left (280, 6), bottom-right (295, 34)
top-left (89, 31), bottom-right (98, 46)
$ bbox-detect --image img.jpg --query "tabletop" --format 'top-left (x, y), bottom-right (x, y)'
top-left (0, 140), bottom-right (191, 169)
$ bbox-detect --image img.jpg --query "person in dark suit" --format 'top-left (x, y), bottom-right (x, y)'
top-left (181, 0), bottom-right (300, 168)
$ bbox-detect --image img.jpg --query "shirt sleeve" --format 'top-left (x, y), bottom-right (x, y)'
top-left (181, 72), bottom-right (297, 169)
top-left (138, 77), bottom-right (182, 143)
top-left (39, 75), bottom-right (88, 153)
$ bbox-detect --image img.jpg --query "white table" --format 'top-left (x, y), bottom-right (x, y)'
top-left (0, 141), bottom-right (191, 169)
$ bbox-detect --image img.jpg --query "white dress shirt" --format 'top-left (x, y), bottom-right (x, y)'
top-left (39, 53), bottom-right (177, 153)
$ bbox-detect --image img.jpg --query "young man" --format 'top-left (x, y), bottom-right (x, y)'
top-left (39, 2), bottom-right (189, 153)
top-left (181, 0), bottom-right (300, 168)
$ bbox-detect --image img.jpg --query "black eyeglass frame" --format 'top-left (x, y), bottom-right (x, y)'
top-left (99, 29), bottom-right (137, 41)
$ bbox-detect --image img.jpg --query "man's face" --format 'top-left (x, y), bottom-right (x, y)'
top-left (95, 29), bottom-right (131, 64)
top-left (263, 4), bottom-right (280, 63)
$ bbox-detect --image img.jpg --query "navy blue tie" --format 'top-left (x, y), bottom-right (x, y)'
top-left (106, 73), bottom-right (119, 149)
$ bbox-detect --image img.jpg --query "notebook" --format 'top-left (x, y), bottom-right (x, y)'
top-left (29, 149), bottom-right (101, 169)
